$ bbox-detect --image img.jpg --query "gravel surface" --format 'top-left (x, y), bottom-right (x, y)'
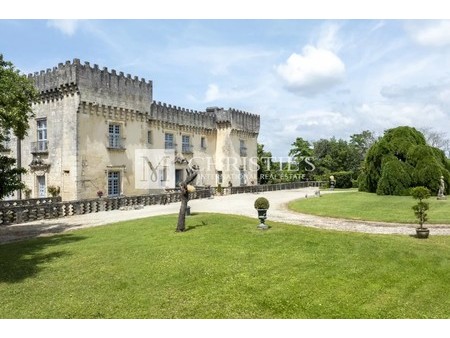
top-left (1, 188), bottom-right (449, 244)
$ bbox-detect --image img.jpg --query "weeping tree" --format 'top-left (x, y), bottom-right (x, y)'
top-left (359, 126), bottom-right (450, 195)
top-left (176, 166), bottom-right (199, 232)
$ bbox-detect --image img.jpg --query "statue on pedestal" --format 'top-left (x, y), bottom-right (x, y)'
top-left (437, 176), bottom-right (447, 200)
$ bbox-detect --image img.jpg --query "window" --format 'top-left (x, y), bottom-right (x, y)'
top-left (37, 175), bottom-right (46, 198)
top-left (147, 130), bottom-right (153, 145)
top-left (240, 139), bottom-right (247, 157)
top-left (217, 171), bottom-right (223, 184)
top-left (201, 137), bottom-right (206, 150)
top-left (36, 119), bottom-right (48, 152)
top-left (165, 133), bottom-right (174, 149)
top-left (109, 124), bottom-right (121, 148)
top-left (108, 171), bottom-right (120, 197)
top-left (240, 170), bottom-right (246, 186)
top-left (182, 135), bottom-right (192, 153)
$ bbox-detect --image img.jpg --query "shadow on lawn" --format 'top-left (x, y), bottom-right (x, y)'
top-left (185, 220), bottom-right (208, 232)
top-left (0, 234), bottom-right (87, 283)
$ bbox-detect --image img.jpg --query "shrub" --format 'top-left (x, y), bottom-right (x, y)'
top-left (411, 186), bottom-right (431, 228)
top-left (359, 126), bottom-right (450, 195)
top-left (330, 171), bottom-right (353, 189)
top-left (376, 157), bottom-right (412, 195)
top-left (23, 187), bottom-right (31, 199)
top-left (47, 185), bottom-right (60, 197)
top-left (254, 197), bottom-right (270, 209)
top-left (411, 186), bottom-right (431, 201)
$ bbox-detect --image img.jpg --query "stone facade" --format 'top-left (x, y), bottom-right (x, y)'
top-left (5, 59), bottom-right (260, 201)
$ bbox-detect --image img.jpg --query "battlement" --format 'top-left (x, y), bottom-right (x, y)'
top-left (150, 101), bottom-right (216, 130)
top-left (151, 102), bottom-right (260, 134)
top-left (228, 108), bottom-right (260, 134)
top-left (29, 59), bottom-right (153, 112)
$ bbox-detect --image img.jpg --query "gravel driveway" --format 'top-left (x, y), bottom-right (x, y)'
top-left (1, 188), bottom-right (449, 244)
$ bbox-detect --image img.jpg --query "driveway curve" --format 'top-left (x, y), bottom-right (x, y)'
top-left (1, 188), bottom-right (449, 244)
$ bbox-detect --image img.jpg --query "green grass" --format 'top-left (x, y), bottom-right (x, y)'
top-left (289, 191), bottom-right (450, 224)
top-left (0, 213), bottom-right (449, 318)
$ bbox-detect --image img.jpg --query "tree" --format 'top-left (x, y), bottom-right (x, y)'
top-left (0, 54), bottom-right (38, 199)
top-left (359, 126), bottom-right (450, 196)
top-left (257, 143), bottom-right (273, 184)
top-left (350, 130), bottom-right (377, 176)
top-left (176, 166), bottom-right (199, 232)
top-left (420, 127), bottom-right (450, 158)
top-left (411, 186), bottom-right (431, 229)
top-left (289, 137), bottom-right (313, 178)
top-left (312, 137), bottom-right (360, 178)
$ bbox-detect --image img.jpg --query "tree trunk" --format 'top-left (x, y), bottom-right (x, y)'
top-left (176, 167), bottom-right (198, 232)
top-left (176, 183), bottom-right (189, 232)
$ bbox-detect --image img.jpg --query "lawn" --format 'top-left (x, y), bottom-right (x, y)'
top-left (289, 191), bottom-right (450, 224)
top-left (0, 213), bottom-right (449, 318)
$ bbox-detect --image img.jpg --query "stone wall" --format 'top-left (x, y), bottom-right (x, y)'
top-left (29, 59), bottom-right (153, 113)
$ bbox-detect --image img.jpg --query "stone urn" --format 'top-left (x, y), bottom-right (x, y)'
top-left (254, 197), bottom-right (270, 230)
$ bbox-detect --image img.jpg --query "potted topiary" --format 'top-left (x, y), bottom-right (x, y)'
top-left (23, 187), bottom-right (32, 199)
top-left (47, 185), bottom-right (60, 197)
top-left (254, 196), bottom-right (270, 230)
top-left (411, 186), bottom-right (431, 239)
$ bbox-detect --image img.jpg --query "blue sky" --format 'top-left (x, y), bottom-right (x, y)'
top-left (1, 19), bottom-right (450, 157)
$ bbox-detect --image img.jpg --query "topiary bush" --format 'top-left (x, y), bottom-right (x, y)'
top-left (254, 197), bottom-right (270, 210)
top-left (411, 186), bottom-right (431, 229)
top-left (47, 185), bottom-right (61, 197)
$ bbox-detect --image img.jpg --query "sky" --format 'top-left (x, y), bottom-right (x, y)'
top-left (1, 8), bottom-right (450, 158)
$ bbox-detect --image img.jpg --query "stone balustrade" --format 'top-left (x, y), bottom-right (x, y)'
top-left (0, 183), bottom-right (323, 226)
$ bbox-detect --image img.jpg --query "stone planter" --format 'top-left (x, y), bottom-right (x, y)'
top-left (257, 208), bottom-right (268, 230)
top-left (416, 228), bottom-right (430, 239)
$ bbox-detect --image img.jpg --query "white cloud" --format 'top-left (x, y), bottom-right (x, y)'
top-left (355, 102), bottom-right (447, 130)
top-left (205, 84), bottom-right (220, 102)
top-left (47, 20), bottom-right (80, 36)
top-left (294, 110), bottom-right (354, 128)
top-left (317, 23), bottom-right (342, 52)
top-left (409, 20), bottom-right (450, 47)
top-left (276, 45), bottom-right (345, 96)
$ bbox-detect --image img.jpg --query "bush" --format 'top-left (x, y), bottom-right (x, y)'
top-left (411, 186), bottom-right (431, 228)
top-left (330, 171), bottom-right (353, 189)
top-left (359, 126), bottom-right (450, 195)
top-left (254, 197), bottom-right (270, 209)
top-left (376, 157), bottom-right (412, 195)
top-left (47, 185), bottom-right (60, 197)
top-left (411, 186), bottom-right (431, 201)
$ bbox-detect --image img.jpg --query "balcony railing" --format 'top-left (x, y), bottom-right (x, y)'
top-left (165, 142), bottom-right (176, 150)
top-left (31, 141), bottom-right (48, 154)
top-left (107, 136), bottom-right (125, 150)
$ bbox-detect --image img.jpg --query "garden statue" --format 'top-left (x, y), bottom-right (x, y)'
top-left (329, 175), bottom-right (336, 191)
top-left (437, 176), bottom-right (447, 200)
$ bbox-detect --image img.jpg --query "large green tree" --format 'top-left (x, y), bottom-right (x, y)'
top-left (312, 137), bottom-right (360, 177)
top-left (288, 137), bottom-right (313, 179)
top-left (0, 54), bottom-right (38, 199)
top-left (257, 143), bottom-right (273, 184)
top-left (358, 126), bottom-right (450, 195)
